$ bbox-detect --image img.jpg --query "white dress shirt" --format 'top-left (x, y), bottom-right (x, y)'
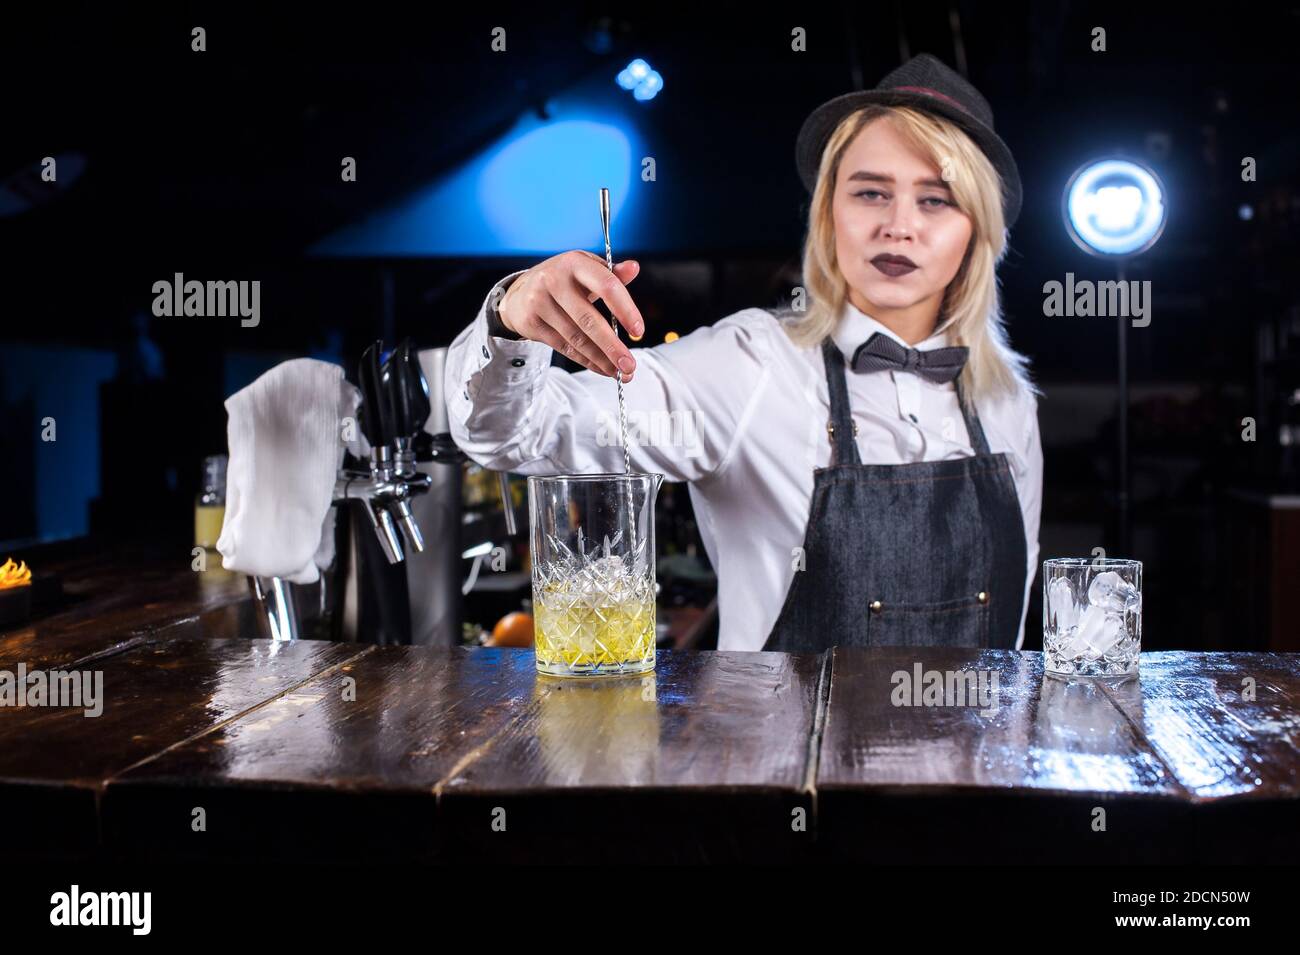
top-left (445, 271), bottom-right (1043, 651)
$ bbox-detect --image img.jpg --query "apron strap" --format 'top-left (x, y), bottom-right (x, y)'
top-left (953, 375), bottom-right (992, 455)
top-left (822, 339), bottom-right (994, 460)
top-left (821, 340), bottom-right (861, 466)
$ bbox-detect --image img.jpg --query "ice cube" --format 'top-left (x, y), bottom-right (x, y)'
top-left (1089, 612), bottom-right (1126, 657)
top-left (1087, 571), bottom-right (1141, 613)
top-left (545, 533), bottom-right (577, 564)
top-left (1047, 576), bottom-right (1080, 632)
top-left (1056, 623), bottom-right (1084, 659)
top-left (601, 530), bottom-right (624, 557)
top-left (1073, 604), bottom-right (1112, 660)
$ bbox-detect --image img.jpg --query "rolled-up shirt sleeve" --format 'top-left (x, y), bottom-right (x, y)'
top-left (444, 272), bottom-right (773, 483)
top-left (1011, 390), bottom-right (1044, 650)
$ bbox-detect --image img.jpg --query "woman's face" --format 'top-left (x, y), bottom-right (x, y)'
top-left (832, 117), bottom-right (973, 331)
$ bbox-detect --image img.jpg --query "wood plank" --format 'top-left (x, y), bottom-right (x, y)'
top-left (1103, 652), bottom-right (1300, 861)
top-left (0, 626), bottom-right (151, 672)
top-left (436, 649), bottom-right (825, 863)
top-left (816, 648), bottom-right (1192, 863)
top-left (0, 637), bottom-right (365, 859)
top-left (819, 648), bottom-right (1184, 793)
top-left (102, 646), bottom-right (541, 863)
top-left (0, 563), bottom-right (254, 669)
top-left (105, 649), bottom-right (824, 863)
top-left (1110, 652), bottom-right (1300, 799)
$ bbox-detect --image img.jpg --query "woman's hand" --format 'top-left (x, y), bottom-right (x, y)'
top-left (497, 250), bottom-right (644, 381)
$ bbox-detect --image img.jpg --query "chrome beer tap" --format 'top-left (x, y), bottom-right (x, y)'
top-left (333, 340), bottom-right (432, 564)
top-left (253, 338), bottom-right (514, 645)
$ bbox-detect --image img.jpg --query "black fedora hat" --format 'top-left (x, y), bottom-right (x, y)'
top-left (795, 53), bottom-right (1022, 229)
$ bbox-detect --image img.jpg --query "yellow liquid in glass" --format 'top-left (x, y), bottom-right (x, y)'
top-left (534, 589), bottom-right (655, 675)
top-left (195, 504), bottom-right (225, 550)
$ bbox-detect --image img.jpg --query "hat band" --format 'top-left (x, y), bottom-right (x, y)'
top-left (890, 85), bottom-right (971, 117)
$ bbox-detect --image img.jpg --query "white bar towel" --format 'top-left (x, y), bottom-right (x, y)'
top-left (217, 358), bottom-right (362, 583)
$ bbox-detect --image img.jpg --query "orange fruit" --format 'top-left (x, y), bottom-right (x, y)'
top-left (488, 611), bottom-right (535, 648)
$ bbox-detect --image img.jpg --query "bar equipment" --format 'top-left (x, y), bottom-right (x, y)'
top-left (250, 339), bottom-right (516, 645)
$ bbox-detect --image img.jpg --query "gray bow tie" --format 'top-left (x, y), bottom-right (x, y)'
top-left (850, 332), bottom-right (969, 383)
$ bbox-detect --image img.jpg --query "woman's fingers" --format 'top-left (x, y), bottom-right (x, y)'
top-left (595, 263), bottom-right (642, 340)
top-left (533, 293), bottom-right (620, 376)
top-left (573, 249), bottom-right (640, 282)
top-left (523, 319), bottom-right (608, 376)
top-left (569, 254), bottom-right (646, 341)
top-left (572, 254), bottom-right (643, 339)
top-left (500, 251), bottom-right (643, 379)
top-left (518, 305), bottom-right (607, 375)
top-left (547, 272), bottom-right (637, 377)
top-left (574, 251), bottom-right (641, 302)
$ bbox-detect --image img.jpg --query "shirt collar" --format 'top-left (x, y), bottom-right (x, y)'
top-left (830, 298), bottom-right (954, 360)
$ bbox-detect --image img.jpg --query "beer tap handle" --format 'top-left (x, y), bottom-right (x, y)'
top-left (359, 340), bottom-right (395, 451)
top-left (384, 339), bottom-right (431, 439)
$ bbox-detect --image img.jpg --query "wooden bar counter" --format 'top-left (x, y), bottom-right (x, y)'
top-left (1, 560), bottom-right (1296, 864)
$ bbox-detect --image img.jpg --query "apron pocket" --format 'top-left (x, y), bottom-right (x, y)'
top-left (865, 592), bottom-right (990, 648)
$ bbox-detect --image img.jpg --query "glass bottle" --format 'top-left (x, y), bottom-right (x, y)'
top-left (195, 454), bottom-right (228, 550)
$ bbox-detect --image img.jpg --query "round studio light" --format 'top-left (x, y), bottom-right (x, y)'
top-left (1062, 158), bottom-right (1167, 257)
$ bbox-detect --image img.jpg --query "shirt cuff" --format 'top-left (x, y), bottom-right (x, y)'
top-left (486, 271), bottom-right (525, 339)
top-left (457, 270), bottom-right (553, 404)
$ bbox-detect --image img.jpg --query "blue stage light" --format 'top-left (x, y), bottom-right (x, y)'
top-left (617, 58), bottom-right (661, 101)
top-left (479, 120), bottom-right (632, 250)
top-left (312, 108), bottom-right (639, 256)
top-left (633, 70), bottom-right (663, 101)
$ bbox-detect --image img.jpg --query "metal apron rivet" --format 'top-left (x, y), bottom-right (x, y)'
top-left (827, 420), bottom-right (860, 437)
top-left (977, 591), bottom-right (989, 604)
top-left (869, 599), bottom-right (883, 614)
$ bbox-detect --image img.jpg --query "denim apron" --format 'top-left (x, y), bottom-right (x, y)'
top-left (762, 338), bottom-right (1027, 652)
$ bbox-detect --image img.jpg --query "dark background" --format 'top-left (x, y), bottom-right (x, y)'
top-left (2, 1), bottom-right (1298, 649)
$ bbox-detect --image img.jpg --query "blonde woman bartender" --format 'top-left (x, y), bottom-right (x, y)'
top-left (444, 53), bottom-right (1042, 653)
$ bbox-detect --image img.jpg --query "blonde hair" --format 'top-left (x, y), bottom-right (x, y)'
top-left (784, 105), bottom-right (1037, 407)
